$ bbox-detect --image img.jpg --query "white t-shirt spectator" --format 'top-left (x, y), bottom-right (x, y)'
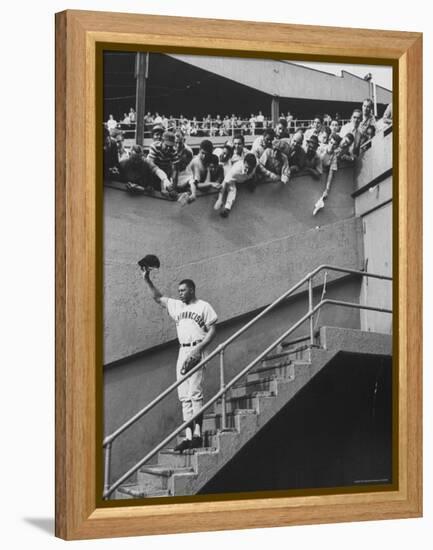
top-left (107, 117), bottom-right (117, 131)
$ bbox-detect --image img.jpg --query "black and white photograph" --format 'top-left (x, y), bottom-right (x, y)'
top-left (102, 50), bottom-right (394, 502)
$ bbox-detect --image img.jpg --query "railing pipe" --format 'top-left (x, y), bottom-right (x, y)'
top-left (321, 298), bottom-right (392, 314)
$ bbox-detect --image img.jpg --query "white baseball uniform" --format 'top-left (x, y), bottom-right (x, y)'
top-left (166, 298), bottom-right (218, 423)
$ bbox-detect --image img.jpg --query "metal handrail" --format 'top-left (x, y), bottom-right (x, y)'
top-left (103, 264), bottom-right (392, 498)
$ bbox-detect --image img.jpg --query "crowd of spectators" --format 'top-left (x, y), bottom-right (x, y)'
top-left (105, 109), bottom-right (353, 138)
top-left (104, 98), bottom-right (392, 218)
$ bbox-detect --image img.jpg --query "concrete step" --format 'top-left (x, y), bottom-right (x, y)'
top-left (137, 466), bottom-right (194, 493)
top-left (203, 409), bottom-right (257, 430)
top-left (280, 341), bottom-right (314, 359)
top-left (247, 362), bottom-right (295, 381)
top-left (176, 429), bottom-right (237, 448)
top-left (230, 377), bottom-right (282, 398)
top-left (213, 392), bottom-right (275, 416)
top-left (158, 447), bottom-right (217, 469)
top-left (292, 360), bottom-right (312, 377)
top-left (114, 483), bottom-right (170, 500)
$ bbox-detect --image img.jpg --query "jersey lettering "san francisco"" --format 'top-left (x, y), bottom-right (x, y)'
top-left (175, 310), bottom-right (207, 329)
top-left (167, 298), bottom-right (218, 345)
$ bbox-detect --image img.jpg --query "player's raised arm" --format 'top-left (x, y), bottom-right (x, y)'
top-left (142, 269), bottom-right (168, 308)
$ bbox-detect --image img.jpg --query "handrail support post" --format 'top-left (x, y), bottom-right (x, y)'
top-left (103, 442), bottom-right (112, 499)
top-left (219, 350), bottom-right (227, 430)
top-left (308, 276), bottom-right (314, 362)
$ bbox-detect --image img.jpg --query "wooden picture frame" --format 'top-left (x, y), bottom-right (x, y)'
top-left (55, 9), bottom-right (422, 540)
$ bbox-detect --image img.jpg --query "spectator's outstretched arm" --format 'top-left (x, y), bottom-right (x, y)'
top-left (147, 158), bottom-right (169, 183)
top-left (281, 154), bottom-right (291, 183)
top-left (256, 162), bottom-right (280, 182)
top-left (323, 168), bottom-right (336, 198)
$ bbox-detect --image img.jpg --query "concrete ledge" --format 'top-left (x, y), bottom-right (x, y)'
top-left (320, 326), bottom-right (392, 355)
top-left (354, 129), bottom-right (392, 194)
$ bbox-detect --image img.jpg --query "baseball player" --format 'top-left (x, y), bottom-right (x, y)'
top-left (142, 269), bottom-right (217, 452)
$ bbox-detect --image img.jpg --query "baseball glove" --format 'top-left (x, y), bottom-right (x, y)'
top-left (138, 254), bottom-right (160, 272)
top-left (180, 351), bottom-right (202, 376)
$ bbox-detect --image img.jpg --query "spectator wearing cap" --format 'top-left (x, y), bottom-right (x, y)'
top-left (147, 131), bottom-right (180, 196)
top-left (340, 109), bottom-right (363, 156)
top-left (251, 128), bottom-right (275, 158)
top-left (232, 135), bottom-right (249, 163)
top-left (214, 153), bottom-right (258, 218)
top-left (259, 140), bottom-right (290, 184)
top-left (287, 131), bottom-right (306, 174)
top-left (302, 134), bottom-right (323, 179)
top-left (151, 124), bottom-right (164, 143)
top-left (120, 145), bottom-right (154, 194)
top-left (359, 98), bottom-right (377, 135)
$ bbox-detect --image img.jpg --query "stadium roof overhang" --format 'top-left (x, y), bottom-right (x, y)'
top-left (167, 54), bottom-right (392, 105)
top-left (103, 52), bottom-right (391, 121)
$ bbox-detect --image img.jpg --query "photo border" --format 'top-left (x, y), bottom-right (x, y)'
top-left (55, 10), bottom-right (422, 540)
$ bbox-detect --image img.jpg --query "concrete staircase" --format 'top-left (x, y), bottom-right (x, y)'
top-left (114, 326), bottom-right (392, 499)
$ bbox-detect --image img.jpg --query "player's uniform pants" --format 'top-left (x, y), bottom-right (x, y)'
top-left (176, 345), bottom-right (206, 423)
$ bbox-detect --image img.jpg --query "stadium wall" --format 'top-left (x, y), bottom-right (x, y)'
top-left (354, 129), bottom-right (393, 333)
top-left (104, 166), bottom-right (362, 364)
top-left (103, 166), bottom-right (365, 482)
